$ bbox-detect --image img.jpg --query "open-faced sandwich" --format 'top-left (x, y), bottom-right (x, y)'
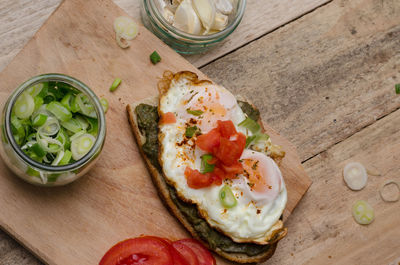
top-left (127, 71), bottom-right (287, 263)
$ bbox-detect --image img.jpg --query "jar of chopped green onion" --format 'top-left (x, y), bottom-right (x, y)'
top-left (0, 74), bottom-right (106, 186)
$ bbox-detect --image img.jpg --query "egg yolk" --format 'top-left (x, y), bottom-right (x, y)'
top-left (242, 159), bottom-right (271, 193)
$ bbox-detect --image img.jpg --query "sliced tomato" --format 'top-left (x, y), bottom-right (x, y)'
top-left (185, 167), bottom-right (213, 189)
top-left (196, 128), bottom-right (220, 153)
top-left (99, 236), bottom-right (173, 265)
top-left (172, 241), bottom-right (200, 265)
top-left (158, 238), bottom-right (189, 265)
top-left (160, 112), bottom-right (176, 124)
top-left (174, 239), bottom-right (216, 265)
top-left (217, 120), bottom-right (236, 138)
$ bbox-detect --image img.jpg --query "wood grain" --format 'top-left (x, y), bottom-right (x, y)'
top-left (268, 107), bottom-right (400, 265)
top-left (0, 0), bottom-right (331, 71)
top-left (0, 0), bottom-right (310, 264)
top-left (202, 0), bottom-right (400, 162)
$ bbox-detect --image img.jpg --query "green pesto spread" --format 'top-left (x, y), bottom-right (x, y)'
top-left (238, 100), bottom-right (260, 121)
top-left (135, 103), bottom-right (270, 256)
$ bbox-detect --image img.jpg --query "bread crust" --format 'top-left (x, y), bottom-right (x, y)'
top-left (126, 71), bottom-right (287, 263)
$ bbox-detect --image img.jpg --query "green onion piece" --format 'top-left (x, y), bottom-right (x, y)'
top-left (245, 135), bottom-right (257, 148)
top-left (75, 93), bottom-right (96, 118)
top-left (38, 117), bottom-right (60, 136)
top-left (43, 94), bottom-right (56, 104)
top-left (14, 92), bottom-right (35, 120)
top-left (26, 167), bottom-right (40, 177)
top-left (71, 133), bottom-right (96, 160)
top-left (100, 98), bottom-right (109, 113)
top-left (255, 133), bottom-right (270, 143)
top-left (56, 128), bottom-right (71, 150)
top-left (396, 84), bottom-right (400, 94)
top-left (31, 143), bottom-right (46, 157)
top-left (76, 115), bottom-right (89, 130)
top-left (238, 117), bottom-right (261, 134)
top-left (47, 85), bottom-right (64, 100)
top-left (32, 114), bottom-right (48, 127)
top-left (201, 154), bottom-right (215, 174)
top-left (86, 117), bottom-right (99, 136)
top-left (26, 83), bottom-right (47, 97)
top-left (61, 93), bottom-right (73, 111)
top-left (70, 95), bottom-right (80, 113)
top-left (11, 115), bottom-right (25, 145)
top-left (59, 150), bottom-right (72, 165)
top-left (109, 78), bottom-right (121, 92)
top-left (61, 118), bottom-right (82, 133)
top-left (26, 133), bottom-right (36, 142)
top-left (33, 96), bottom-right (44, 112)
top-left (46, 101), bottom-right (72, 122)
top-left (185, 126), bottom-right (198, 138)
top-left (186, 109), bottom-right (204, 116)
top-left (219, 185), bottom-right (237, 208)
top-left (150, 51), bottom-right (161, 64)
top-left (47, 174), bottom-right (60, 182)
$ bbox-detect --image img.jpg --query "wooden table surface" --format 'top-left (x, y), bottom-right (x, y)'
top-left (0, 0), bottom-right (399, 264)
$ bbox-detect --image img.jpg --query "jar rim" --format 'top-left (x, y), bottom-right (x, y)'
top-left (4, 73), bottom-right (106, 172)
top-left (144, 0), bottom-right (247, 42)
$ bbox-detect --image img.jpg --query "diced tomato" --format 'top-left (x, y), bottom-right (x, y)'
top-left (233, 132), bottom-right (246, 152)
top-left (174, 239), bottom-right (216, 265)
top-left (172, 241), bottom-right (200, 265)
top-left (196, 128), bottom-right (221, 153)
top-left (217, 120), bottom-right (236, 138)
top-left (160, 112), bottom-right (176, 124)
top-left (220, 161), bottom-right (243, 175)
top-left (99, 236), bottom-right (174, 265)
top-left (215, 138), bottom-right (242, 166)
top-left (185, 167), bottom-right (213, 189)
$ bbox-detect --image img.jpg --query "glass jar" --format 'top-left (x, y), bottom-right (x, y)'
top-left (0, 74), bottom-right (106, 186)
top-left (141, 0), bottom-right (246, 54)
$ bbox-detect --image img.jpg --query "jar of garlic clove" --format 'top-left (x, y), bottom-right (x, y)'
top-left (141, 0), bottom-right (246, 54)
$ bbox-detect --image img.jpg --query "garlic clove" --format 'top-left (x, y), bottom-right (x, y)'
top-left (211, 12), bottom-right (228, 31)
top-left (173, 0), bottom-right (202, 35)
top-left (215, 0), bottom-right (233, 15)
top-left (192, 0), bottom-right (216, 33)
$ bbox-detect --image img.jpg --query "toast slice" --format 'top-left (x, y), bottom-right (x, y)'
top-left (127, 91), bottom-right (287, 263)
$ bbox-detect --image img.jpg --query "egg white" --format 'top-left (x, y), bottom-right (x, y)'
top-left (159, 76), bottom-right (287, 243)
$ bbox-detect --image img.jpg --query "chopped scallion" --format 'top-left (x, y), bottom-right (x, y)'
top-left (219, 185), bottom-right (237, 208)
top-left (396, 84), bottom-right (400, 94)
top-left (46, 101), bottom-right (72, 122)
top-left (150, 51), bottom-right (161, 64)
top-left (185, 126), bottom-right (198, 138)
top-left (109, 78), bottom-right (121, 92)
top-left (186, 109), bottom-right (204, 116)
top-left (238, 117), bottom-right (261, 134)
top-left (201, 154), bottom-right (215, 174)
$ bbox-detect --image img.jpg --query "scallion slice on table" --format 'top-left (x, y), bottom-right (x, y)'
top-left (352, 200), bottom-right (374, 225)
top-left (109, 78), bottom-right (121, 92)
top-left (10, 81), bottom-right (102, 168)
top-left (395, 84), bottom-right (400, 94)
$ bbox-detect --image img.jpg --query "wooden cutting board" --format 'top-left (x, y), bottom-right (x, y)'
top-left (0, 0), bottom-right (311, 264)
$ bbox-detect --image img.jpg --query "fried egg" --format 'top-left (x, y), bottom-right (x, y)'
top-left (159, 73), bottom-right (287, 244)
